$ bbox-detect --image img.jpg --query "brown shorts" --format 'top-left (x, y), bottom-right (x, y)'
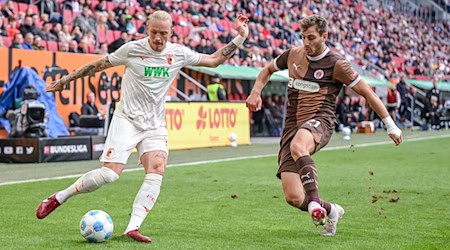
top-left (276, 118), bottom-right (333, 179)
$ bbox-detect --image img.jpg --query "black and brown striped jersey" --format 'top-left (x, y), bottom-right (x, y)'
top-left (274, 46), bottom-right (361, 129)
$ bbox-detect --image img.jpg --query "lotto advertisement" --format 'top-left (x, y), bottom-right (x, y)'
top-left (165, 102), bottom-right (250, 149)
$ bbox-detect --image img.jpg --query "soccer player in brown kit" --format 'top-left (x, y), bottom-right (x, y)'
top-left (246, 15), bottom-right (403, 236)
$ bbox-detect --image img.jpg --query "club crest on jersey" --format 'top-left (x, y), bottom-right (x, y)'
top-left (167, 54), bottom-right (174, 65)
top-left (314, 69), bottom-right (324, 79)
top-left (105, 148), bottom-right (114, 158)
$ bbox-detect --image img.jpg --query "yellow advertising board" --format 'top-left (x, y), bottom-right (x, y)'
top-left (0, 48), bottom-right (251, 149)
top-left (165, 102), bottom-right (250, 149)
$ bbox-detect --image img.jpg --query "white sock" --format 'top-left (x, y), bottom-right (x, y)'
top-left (328, 204), bottom-right (338, 219)
top-left (307, 201), bottom-right (322, 214)
top-left (125, 173), bottom-right (163, 233)
top-left (55, 167), bottom-right (119, 203)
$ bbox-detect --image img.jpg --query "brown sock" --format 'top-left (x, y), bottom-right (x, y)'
top-left (296, 155), bottom-right (320, 203)
top-left (299, 196), bottom-right (332, 214)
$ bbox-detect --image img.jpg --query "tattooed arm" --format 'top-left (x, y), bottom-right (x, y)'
top-left (196, 15), bottom-right (249, 68)
top-left (45, 57), bottom-right (114, 92)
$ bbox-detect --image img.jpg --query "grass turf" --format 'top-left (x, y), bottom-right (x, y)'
top-left (0, 137), bottom-right (448, 249)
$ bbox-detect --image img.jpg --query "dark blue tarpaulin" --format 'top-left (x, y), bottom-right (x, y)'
top-left (0, 67), bottom-right (69, 138)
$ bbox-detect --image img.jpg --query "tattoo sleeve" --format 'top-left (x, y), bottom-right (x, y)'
top-left (221, 42), bottom-right (239, 58)
top-left (60, 57), bottom-right (113, 85)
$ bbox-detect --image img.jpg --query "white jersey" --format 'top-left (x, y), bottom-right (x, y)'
top-left (108, 39), bottom-right (202, 130)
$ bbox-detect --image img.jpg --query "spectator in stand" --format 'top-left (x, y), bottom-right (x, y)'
top-left (39, 22), bottom-right (57, 41)
top-left (424, 95), bottom-right (441, 130)
top-left (195, 38), bottom-right (208, 54)
top-left (426, 77), bottom-right (441, 104)
top-left (50, 23), bottom-right (62, 41)
top-left (0, 16), bottom-right (7, 37)
top-left (32, 35), bottom-right (45, 50)
top-left (77, 39), bottom-right (88, 53)
top-left (68, 40), bottom-right (79, 53)
top-left (10, 33), bottom-right (25, 49)
top-left (106, 11), bottom-right (120, 31)
top-left (218, 30), bottom-right (233, 44)
top-left (20, 17), bottom-right (40, 36)
top-left (113, 1), bottom-right (128, 18)
top-left (396, 74), bottom-right (409, 122)
top-left (386, 87), bottom-right (401, 123)
top-left (59, 41), bottom-right (69, 52)
top-left (1, 0), bottom-right (15, 19)
top-left (94, 42), bottom-right (108, 55)
top-left (59, 24), bottom-right (72, 43)
top-left (94, 0), bottom-right (107, 15)
top-left (81, 92), bottom-right (100, 116)
top-left (71, 25), bottom-right (82, 43)
top-left (0, 35), bottom-right (5, 48)
top-left (74, 5), bottom-right (97, 35)
top-left (108, 31), bottom-right (129, 53)
top-left (5, 15), bottom-right (20, 38)
top-left (41, 0), bottom-right (62, 23)
top-left (23, 32), bottom-right (34, 50)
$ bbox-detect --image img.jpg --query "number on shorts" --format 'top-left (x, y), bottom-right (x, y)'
top-left (306, 119), bottom-right (321, 128)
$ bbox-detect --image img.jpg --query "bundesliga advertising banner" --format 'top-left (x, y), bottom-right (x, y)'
top-left (0, 48), bottom-right (250, 151)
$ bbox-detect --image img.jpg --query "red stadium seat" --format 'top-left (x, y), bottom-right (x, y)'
top-left (47, 41), bottom-right (58, 52)
top-left (63, 9), bottom-right (73, 24)
top-left (97, 29), bottom-right (107, 44)
top-left (2, 36), bottom-right (12, 47)
top-left (106, 30), bottom-right (115, 43)
top-left (112, 30), bottom-right (121, 40)
top-left (40, 40), bottom-right (47, 50)
top-left (227, 93), bottom-right (234, 100)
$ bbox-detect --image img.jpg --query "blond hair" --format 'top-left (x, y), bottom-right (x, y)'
top-left (300, 15), bottom-right (328, 35)
top-left (147, 10), bottom-right (173, 25)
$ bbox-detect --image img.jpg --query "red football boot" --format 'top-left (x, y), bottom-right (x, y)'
top-left (124, 230), bottom-right (152, 243)
top-left (36, 194), bottom-right (61, 219)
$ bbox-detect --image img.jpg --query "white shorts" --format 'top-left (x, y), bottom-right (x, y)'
top-left (100, 115), bottom-right (169, 164)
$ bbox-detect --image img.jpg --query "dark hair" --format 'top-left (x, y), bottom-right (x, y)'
top-left (300, 15), bottom-right (328, 35)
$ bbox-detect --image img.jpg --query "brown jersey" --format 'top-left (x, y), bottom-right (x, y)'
top-left (274, 47), bottom-right (361, 179)
top-left (274, 47), bottom-right (360, 129)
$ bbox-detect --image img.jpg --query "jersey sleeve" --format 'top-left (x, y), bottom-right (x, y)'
top-left (182, 46), bottom-right (202, 66)
top-left (333, 59), bottom-right (361, 87)
top-left (107, 43), bottom-right (131, 66)
top-left (273, 49), bottom-right (291, 71)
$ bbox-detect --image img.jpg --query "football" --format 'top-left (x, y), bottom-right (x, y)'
top-left (79, 210), bottom-right (114, 243)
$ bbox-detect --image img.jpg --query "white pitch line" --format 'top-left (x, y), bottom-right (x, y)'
top-left (1, 133), bottom-right (449, 187)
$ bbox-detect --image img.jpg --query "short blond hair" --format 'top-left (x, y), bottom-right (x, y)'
top-left (147, 10), bottom-right (172, 25)
top-left (300, 15), bottom-right (328, 35)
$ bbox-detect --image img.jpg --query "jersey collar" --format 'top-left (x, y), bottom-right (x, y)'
top-left (306, 47), bottom-right (330, 61)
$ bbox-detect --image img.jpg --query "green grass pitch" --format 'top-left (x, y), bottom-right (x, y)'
top-left (0, 135), bottom-right (449, 249)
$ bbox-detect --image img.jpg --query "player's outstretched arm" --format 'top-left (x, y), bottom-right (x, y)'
top-left (196, 15), bottom-right (249, 68)
top-left (45, 57), bottom-right (114, 92)
top-left (352, 79), bottom-right (403, 146)
top-left (246, 62), bottom-right (278, 112)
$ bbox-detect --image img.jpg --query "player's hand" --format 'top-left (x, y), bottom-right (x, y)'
top-left (236, 14), bottom-right (249, 38)
top-left (45, 79), bottom-right (66, 92)
top-left (388, 127), bottom-right (403, 146)
top-left (246, 92), bottom-right (262, 112)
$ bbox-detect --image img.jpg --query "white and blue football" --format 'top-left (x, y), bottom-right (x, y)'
top-left (79, 210), bottom-right (113, 243)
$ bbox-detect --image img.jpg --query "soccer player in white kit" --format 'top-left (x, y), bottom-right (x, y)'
top-left (36, 11), bottom-right (249, 243)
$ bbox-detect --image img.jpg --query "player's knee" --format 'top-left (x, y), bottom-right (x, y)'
top-left (99, 167), bottom-right (120, 183)
top-left (285, 194), bottom-right (304, 208)
top-left (145, 160), bottom-right (166, 175)
top-left (290, 143), bottom-right (309, 160)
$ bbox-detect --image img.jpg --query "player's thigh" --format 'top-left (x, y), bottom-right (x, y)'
top-left (281, 172), bottom-right (305, 203)
top-left (100, 116), bottom-right (144, 165)
top-left (137, 127), bottom-right (169, 175)
top-left (294, 118), bottom-right (333, 156)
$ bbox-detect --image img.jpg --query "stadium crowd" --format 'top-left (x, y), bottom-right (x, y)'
top-left (0, 0), bottom-right (449, 135)
top-left (0, 0), bottom-right (448, 78)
